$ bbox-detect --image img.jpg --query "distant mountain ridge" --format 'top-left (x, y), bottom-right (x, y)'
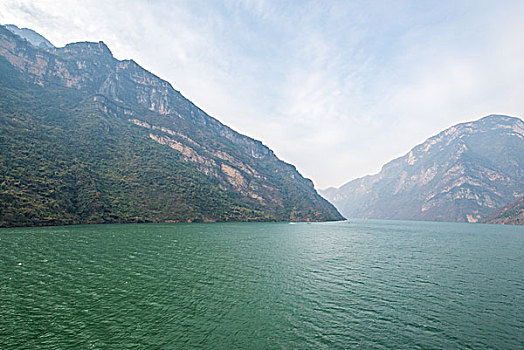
top-left (321, 115), bottom-right (524, 223)
top-left (0, 25), bottom-right (343, 227)
top-left (5, 24), bottom-right (54, 48)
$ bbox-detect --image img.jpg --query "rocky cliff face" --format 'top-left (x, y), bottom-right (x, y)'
top-left (0, 25), bottom-right (343, 226)
top-left (321, 115), bottom-right (524, 223)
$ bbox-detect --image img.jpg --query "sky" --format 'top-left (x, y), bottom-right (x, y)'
top-left (1, 0), bottom-right (523, 189)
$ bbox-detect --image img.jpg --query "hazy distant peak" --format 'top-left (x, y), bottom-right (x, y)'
top-left (4, 24), bottom-right (54, 49)
top-left (454, 114), bottom-right (523, 132)
top-left (321, 113), bottom-right (524, 223)
top-left (478, 114), bottom-right (521, 123)
top-left (416, 114), bottom-right (523, 154)
top-left (340, 115), bottom-right (523, 183)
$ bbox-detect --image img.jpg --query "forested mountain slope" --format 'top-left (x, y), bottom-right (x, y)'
top-left (484, 196), bottom-right (524, 225)
top-left (0, 25), bottom-right (343, 227)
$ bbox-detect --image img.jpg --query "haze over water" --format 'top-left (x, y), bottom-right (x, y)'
top-left (1, 221), bottom-right (523, 349)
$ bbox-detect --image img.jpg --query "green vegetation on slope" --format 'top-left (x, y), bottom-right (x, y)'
top-left (0, 57), bottom-right (272, 226)
top-left (0, 25), bottom-right (343, 227)
top-left (484, 196), bottom-right (524, 225)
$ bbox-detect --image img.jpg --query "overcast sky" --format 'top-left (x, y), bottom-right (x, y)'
top-left (1, 0), bottom-right (523, 188)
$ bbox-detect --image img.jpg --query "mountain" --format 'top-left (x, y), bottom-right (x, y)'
top-left (483, 196), bottom-right (524, 225)
top-left (0, 25), bottom-right (344, 227)
top-left (321, 115), bottom-right (524, 223)
top-left (5, 24), bottom-right (54, 49)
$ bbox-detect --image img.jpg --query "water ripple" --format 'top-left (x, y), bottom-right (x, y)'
top-left (1, 221), bottom-right (523, 349)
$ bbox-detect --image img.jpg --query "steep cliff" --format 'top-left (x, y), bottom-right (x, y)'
top-left (321, 115), bottom-right (524, 223)
top-left (0, 25), bottom-right (343, 227)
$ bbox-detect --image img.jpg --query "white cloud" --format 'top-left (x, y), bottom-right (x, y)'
top-left (1, 0), bottom-right (523, 189)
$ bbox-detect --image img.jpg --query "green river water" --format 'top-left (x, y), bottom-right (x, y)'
top-left (1, 220), bottom-right (523, 349)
